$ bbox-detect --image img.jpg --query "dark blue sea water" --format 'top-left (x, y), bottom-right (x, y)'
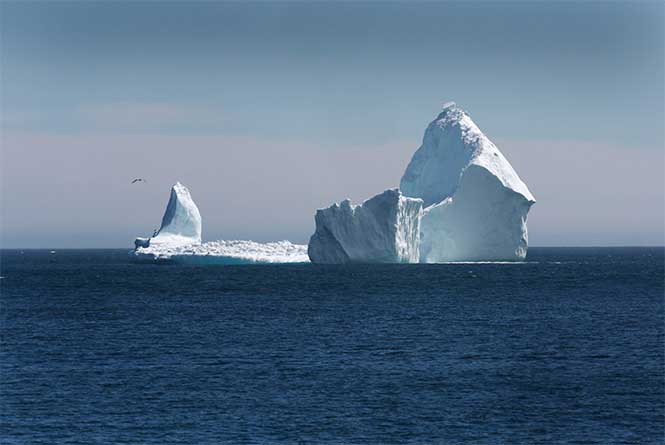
top-left (1, 248), bottom-right (663, 444)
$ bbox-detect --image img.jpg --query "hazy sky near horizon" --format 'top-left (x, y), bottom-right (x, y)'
top-left (1, 1), bottom-right (664, 248)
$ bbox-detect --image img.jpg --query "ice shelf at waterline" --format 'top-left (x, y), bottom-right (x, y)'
top-left (400, 102), bottom-right (535, 262)
top-left (133, 183), bottom-right (308, 264)
top-left (135, 240), bottom-right (309, 264)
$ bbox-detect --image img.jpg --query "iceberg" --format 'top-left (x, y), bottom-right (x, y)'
top-left (134, 182), bottom-right (308, 264)
top-left (400, 102), bottom-right (536, 262)
top-left (308, 189), bottom-right (423, 263)
top-left (134, 181), bottom-right (202, 249)
top-left (133, 102), bottom-right (535, 265)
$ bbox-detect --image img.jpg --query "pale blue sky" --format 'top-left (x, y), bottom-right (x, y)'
top-left (1, 1), bottom-right (663, 247)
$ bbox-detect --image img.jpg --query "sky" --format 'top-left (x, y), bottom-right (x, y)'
top-left (1, 1), bottom-right (663, 248)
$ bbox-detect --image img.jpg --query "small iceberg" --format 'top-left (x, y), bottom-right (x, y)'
top-left (133, 183), bottom-right (308, 264)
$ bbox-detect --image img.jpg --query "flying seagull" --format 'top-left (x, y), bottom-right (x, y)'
top-left (131, 178), bottom-right (147, 184)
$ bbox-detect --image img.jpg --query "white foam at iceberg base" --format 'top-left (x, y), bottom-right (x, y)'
top-left (135, 240), bottom-right (309, 264)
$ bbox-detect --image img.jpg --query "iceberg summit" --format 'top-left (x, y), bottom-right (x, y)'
top-left (135, 182), bottom-right (202, 249)
top-left (132, 102), bottom-right (535, 264)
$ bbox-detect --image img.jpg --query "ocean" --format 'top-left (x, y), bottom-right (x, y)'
top-left (1, 247), bottom-right (663, 444)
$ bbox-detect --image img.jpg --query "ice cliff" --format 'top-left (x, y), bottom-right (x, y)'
top-left (134, 183), bottom-right (308, 263)
top-left (308, 189), bottom-right (423, 264)
top-left (400, 102), bottom-right (536, 261)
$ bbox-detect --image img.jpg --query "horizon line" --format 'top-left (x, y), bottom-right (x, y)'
top-left (2, 245), bottom-right (664, 251)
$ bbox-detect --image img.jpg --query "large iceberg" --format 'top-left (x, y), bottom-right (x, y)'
top-left (308, 189), bottom-right (423, 263)
top-left (400, 102), bottom-right (536, 262)
top-left (134, 182), bottom-right (308, 264)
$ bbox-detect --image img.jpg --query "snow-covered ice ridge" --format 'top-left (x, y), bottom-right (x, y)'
top-left (134, 183), bottom-right (308, 264)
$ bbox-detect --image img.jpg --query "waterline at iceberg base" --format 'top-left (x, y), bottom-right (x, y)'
top-left (133, 102), bottom-right (535, 264)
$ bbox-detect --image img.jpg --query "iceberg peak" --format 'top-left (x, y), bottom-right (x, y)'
top-left (147, 181), bottom-right (202, 247)
top-left (439, 101), bottom-right (459, 116)
top-left (401, 103), bottom-right (534, 207)
top-left (400, 102), bottom-right (536, 262)
top-left (433, 101), bottom-right (465, 124)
